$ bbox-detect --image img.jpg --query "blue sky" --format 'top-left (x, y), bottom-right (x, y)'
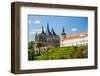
top-left (28, 15), bottom-right (88, 42)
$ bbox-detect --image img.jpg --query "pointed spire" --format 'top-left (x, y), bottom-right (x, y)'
top-left (42, 25), bottom-right (44, 34)
top-left (47, 23), bottom-right (49, 32)
top-left (61, 27), bottom-right (66, 35)
top-left (52, 28), bottom-right (57, 36)
top-left (63, 27), bottom-right (65, 33)
top-left (46, 22), bottom-right (52, 35)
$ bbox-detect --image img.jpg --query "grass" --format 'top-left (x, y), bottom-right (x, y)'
top-left (28, 45), bottom-right (88, 60)
top-left (35, 46), bottom-right (76, 60)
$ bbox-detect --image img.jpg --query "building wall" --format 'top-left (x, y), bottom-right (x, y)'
top-left (60, 37), bottom-right (88, 47)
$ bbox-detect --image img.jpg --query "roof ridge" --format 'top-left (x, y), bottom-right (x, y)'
top-left (63, 32), bottom-right (88, 41)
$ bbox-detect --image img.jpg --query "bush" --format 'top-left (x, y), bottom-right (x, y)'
top-left (28, 45), bottom-right (88, 60)
top-left (72, 45), bottom-right (88, 58)
top-left (28, 49), bottom-right (35, 60)
top-left (28, 41), bottom-right (34, 49)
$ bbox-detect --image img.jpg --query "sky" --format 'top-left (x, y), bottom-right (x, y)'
top-left (28, 15), bottom-right (88, 42)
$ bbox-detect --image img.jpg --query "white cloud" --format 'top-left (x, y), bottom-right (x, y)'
top-left (30, 28), bottom-right (46, 34)
top-left (30, 31), bottom-right (41, 34)
top-left (72, 28), bottom-right (77, 31)
top-left (34, 20), bottom-right (41, 24)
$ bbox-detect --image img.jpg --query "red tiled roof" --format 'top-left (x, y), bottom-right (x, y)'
top-left (63, 32), bottom-right (88, 41)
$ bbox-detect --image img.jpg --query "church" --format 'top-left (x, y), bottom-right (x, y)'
top-left (33, 23), bottom-right (88, 55)
top-left (60, 27), bottom-right (88, 47)
top-left (35, 23), bottom-right (60, 48)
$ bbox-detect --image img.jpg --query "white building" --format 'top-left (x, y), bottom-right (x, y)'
top-left (60, 32), bottom-right (88, 47)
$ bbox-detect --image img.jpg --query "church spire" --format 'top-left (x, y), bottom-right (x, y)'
top-left (63, 27), bottom-right (65, 33)
top-left (46, 23), bottom-right (52, 35)
top-left (52, 28), bottom-right (57, 36)
top-left (61, 27), bottom-right (66, 36)
top-left (42, 25), bottom-right (44, 34)
top-left (47, 23), bottom-right (49, 31)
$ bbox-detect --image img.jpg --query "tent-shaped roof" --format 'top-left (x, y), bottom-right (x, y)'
top-left (46, 23), bottom-right (52, 35)
top-left (51, 28), bottom-right (57, 36)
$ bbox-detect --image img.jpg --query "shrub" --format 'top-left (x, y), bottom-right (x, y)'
top-left (29, 45), bottom-right (88, 60)
top-left (28, 49), bottom-right (35, 60)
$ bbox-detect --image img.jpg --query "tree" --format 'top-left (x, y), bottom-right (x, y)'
top-left (35, 41), bottom-right (42, 48)
top-left (35, 41), bottom-right (43, 55)
top-left (28, 49), bottom-right (35, 60)
top-left (28, 41), bottom-right (34, 49)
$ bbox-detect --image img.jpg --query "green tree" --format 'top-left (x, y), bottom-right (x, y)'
top-left (28, 49), bottom-right (35, 60)
top-left (28, 41), bottom-right (34, 49)
top-left (35, 41), bottom-right (43, 55)
top-left (35, 41), bottom-right (42, 48)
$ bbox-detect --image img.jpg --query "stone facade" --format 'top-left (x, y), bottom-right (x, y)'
top-left (34, 23), bottom-right (60, 55)
top-left (35, 23), bottom-right (60, 48)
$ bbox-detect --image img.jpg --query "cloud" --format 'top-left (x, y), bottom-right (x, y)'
top-left (34, 20), bottom-right (41, 24)
top-left (30, 31), bottom-right (41, 34)
top-left (30, 28), bottom-right (46, 34)
top-left (72, 28), bottom-right (77, 31)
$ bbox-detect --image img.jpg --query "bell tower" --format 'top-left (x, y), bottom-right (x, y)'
top-left (60, 27), bottom-right (66, 40)
top-left (60, 27), bottom-right (66, 47)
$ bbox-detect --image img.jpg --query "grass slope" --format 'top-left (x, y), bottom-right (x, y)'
top-left (34, 45), bottom-right (87, 60)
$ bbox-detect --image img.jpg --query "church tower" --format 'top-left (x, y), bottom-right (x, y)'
top-left (60, 27), bottom-right (66, 40)
top-left (60, 27), bottom-right (66, 47)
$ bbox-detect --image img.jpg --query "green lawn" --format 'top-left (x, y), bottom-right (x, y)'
top-left (28, 45), bottom-right (88, 60)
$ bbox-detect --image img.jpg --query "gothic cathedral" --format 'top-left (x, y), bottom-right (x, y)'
top-left (35, 23), bottom-right (60, 48)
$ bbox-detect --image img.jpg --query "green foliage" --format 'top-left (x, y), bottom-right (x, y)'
top-left (28, 45), bottom-right (88, 60)
top-left (28, 41), bottom-right (34, 49)
top-left (35, 41), bottom-right (43, 48)
top-left (35, 45), bottom-right (88, 60)
top-left (28, 49), bottom-right (35, 60)
top-left (28, 41), bottom-right (43, 60)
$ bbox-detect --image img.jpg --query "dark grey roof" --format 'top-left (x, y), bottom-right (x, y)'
top-left (46, 23), bottom-right (52, 35)
top-left (63, 27), bottom-right (65, 33)
top-left (61, 27), bottom-right (66, 35)
top-left (41, 25), bottom-right (45, 34)
top-left (51, 28), bottom-right (57, 36)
